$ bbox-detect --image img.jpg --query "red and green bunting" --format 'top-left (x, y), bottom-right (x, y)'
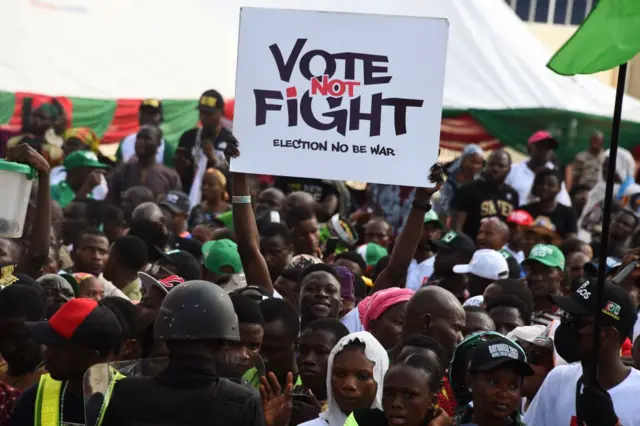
top-left (0, 91), bottom-right (204, 146)
top-left (2, 90), bottom-right (640, 164)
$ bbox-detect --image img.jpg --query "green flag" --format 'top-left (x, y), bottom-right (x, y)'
top-left (547, 0), bottom-right (640, 75)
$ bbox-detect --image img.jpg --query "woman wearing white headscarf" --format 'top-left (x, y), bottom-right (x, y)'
top-left (578, 147), bottom-right (640, 242)
top-left (298, 331), bottom-right (389, 426)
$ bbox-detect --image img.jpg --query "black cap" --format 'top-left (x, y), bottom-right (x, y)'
top-left (551, 280), bottom-right (637, 338)
top-left (139, 99), bottom-right (163, 113)
top-left (139, 272), bottom-right (185, 295)
top-left (158, 249), bottom-right (202, 281)
top-left (431, 230), bottom-right (476, 254)
top-left (197, 89), bottom-right (225, 113)
top-left (159, 190), bottom-right (191, 215)
top-left (174, 237), bottom-right (203, 262)
top-left (468, 337), bottom-right (533, 376)
top-left (25, 298), bottom-right (122, 349)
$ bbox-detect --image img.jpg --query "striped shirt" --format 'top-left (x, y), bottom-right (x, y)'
top-left (532, 309), bottom-right (562, 327)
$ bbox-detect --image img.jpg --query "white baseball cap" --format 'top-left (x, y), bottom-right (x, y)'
top-left (507, 325), bottom-right (554, 351)
top-left (463, 295), bottom-right (484, 308)
top-left (453, 249), bottom-right (509, 280)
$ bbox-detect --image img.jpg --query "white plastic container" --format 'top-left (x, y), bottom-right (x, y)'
top-left (0, 159), bottom-right (36, 238)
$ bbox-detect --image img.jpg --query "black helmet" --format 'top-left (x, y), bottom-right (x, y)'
top-left (154, 280), bottom-right (240, 341)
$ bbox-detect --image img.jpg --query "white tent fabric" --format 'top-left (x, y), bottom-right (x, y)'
top-left (1, 0), bottom-right (639, 121)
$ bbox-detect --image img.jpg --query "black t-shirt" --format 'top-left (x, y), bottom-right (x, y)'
top-left (10, 383), bottom-right (86, 426)
top-left (522, 202), bottom-right (577, 238)
top-left (451, 179), bottom-right (519, 241)
top-left (177, 127), bottom-right (234, 193)
top-left (274, 176), bottom-right (339, 203)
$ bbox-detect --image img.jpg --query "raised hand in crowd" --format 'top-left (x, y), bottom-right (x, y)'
top-left (260, 372), bottom-right (293, 426)
top-left (6, 143), bottom-right (51, 277)
top-left (230, 137), bottom-right (275, 294)
top-left (373, 163), bottom-right (444, 293)
top-left (76, 169), bottom-right (106, 199)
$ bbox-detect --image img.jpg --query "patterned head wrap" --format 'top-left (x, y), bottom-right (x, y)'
top-left (63, 127), bottom-right (101, 153)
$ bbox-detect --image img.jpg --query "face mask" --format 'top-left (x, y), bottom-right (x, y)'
top-left (554, 323), bottom-right (582, 363)
top-left (570, 277), bottom-right (587, 293)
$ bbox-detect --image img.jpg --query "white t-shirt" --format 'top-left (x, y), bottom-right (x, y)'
top-left (503, 244), bottom-right (525, 264)
top-left (119, 133), bottom-right (166, 164)
top-left (506, 161), bottom-right (571, 207)
top-left (523, 364), bottom-right (640, 426)
top-left (340, 306), bottom-right (364, 333)
top-left (298, 418), bottom-right (326, 426)
top-left (405, 257), bottom-right (435, 291)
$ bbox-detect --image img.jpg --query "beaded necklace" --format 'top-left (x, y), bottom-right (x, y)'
top-left (59, 381), bottom-right (68, 425)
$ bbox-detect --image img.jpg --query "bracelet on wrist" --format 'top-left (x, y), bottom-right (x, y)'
top-left (232, 195), bottom-right (252, 204)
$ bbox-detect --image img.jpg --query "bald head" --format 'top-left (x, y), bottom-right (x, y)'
top-left (364, 217), bottom-right (392, 248)
top-left (131, 202), bottom-right (164, 224)
top-left (257, 188), bottom-right (285, 212)
top-left (285, 191), bottom-right (314, 212)
top-left (476, 217), bottom-right (509, 250)
top-left (402, 286), bottom-right (465, 358)
top-left (0, 238), bottom-right (21, 264)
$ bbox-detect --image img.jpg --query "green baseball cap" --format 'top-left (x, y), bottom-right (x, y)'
top-left (63, 151), bottom-right (108, 171)
top-left (356, 242), bottom-right (388, 266)
top-left (202, 239), bottom-right (243, 275)
top-left (523, 244), bottom-right (565, 270)
top-left (424, 210), bottom-right (444, 229)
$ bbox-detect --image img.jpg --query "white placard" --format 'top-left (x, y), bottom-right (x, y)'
top-left (231, 7), bottom-right (449, 188)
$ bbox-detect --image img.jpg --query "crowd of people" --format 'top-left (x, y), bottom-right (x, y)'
top-left (0, 89), bottom-right (640, 426)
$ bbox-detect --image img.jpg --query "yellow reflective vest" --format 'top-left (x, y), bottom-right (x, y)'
top-left (344, 412), bottom-right (359, 426)
top-left (34, 370), bottom-right (125, 426)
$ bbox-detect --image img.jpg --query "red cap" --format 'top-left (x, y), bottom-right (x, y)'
top-left (507, 210), bottom-right (534, 227)
top-left (25, 298), bottom-right (122, 348)
top-left (528, 130), bottom-right (558, 148)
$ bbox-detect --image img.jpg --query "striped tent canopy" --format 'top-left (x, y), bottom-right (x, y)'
top-left (0, 90), bottom-right (495, 151)
top-left (0, 91), bottom-right (234, 146)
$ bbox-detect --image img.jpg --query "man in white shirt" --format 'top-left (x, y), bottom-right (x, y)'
top-left (506, 130), bottom-right (571, 207)
top-left (406, 227), bottom-right (475, 290)
top-left (524, 279), bottom-right (640, 426)
top-left (116, 99), bottom-right (171, 165)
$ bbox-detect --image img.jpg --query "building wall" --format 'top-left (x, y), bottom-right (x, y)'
top-left (525, 23), bottom-right (617, 87)
top-left (507, 0), bottom-right (597, 25)
top-left (505, 0), bottom-right (640, 98)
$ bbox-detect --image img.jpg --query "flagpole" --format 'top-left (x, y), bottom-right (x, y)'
top-left (589, 62), bottom-right (628, 384)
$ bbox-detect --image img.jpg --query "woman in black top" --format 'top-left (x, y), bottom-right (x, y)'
top-left (453, 336), bottom-right (532, 426)
top-left (522, 168), bottom-right (577, 239)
